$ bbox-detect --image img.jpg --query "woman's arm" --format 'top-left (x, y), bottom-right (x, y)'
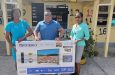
top-left (25, 27), bottom-right (33, 38)
top-left (75, 24), bottom-right (90, 43)
top-left (5, 32), bottom-right (13, 48)
top-left (18, 27), bottom-right (33, 43)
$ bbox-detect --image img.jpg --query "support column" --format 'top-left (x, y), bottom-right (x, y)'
top-left (92, 0), bottom-right (99, 40)
top-left (104, 0), bottom-right (114, 57)
top-left (2, 0), bottom-right (10, 55)
top-left (17, 0), bottom-right (23, 18)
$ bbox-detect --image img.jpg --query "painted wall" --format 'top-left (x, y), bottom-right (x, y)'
top-left (68, 2), bottom-right (83, 28)
top-left (0, 25), bottom-right (5, 41)
top-left (23, 2), bottom-right (34, 40)
top-left (82, 1), bottom-right (115, 43)
top-left (23, 4), bottom-right (32, 27)
top-left (0, 16), bottom-right (4, 41)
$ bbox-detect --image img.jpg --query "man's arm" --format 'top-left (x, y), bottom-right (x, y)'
top-left (34, 22), bottom-right (41, 41)
top-left (58, 27), bottom-right (64, 40)
top-left (34, 31), bottom-right (41, 41)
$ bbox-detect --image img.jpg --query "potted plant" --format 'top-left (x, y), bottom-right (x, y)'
top-left (80, 31), bottom-right (98, 65)
top-left (62, 29), bottom-right (98, 65)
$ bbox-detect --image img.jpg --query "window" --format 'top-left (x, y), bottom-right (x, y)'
top-left (6, 0), bottom-right (17, 2)
top-left (98, 6), bottom-right (115, 26)
top-left (0, 3), bottom-right (2, 17)
top-left (32, 3), bottom-right (44, 26)
top-left (97, 6), bottom-right (108, 26)
top-left (7, 4), bottom-right (15, 22)
top-left (45, 4), bottom-right (69, 29)
top-left (0, 3), bottom-right (2, 24)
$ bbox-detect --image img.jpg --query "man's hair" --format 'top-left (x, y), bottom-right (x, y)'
top-left (44, 9), bottom-right (52, 16)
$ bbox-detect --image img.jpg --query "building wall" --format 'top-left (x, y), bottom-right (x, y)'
top-left (23, 0), bottom-right (83, 28)
top-left (82, 1), bottom-right (115, 43)
top-left (0, 25), bottom-right (5, 41)
top-left (23, 4), bottom-right (32, 28)
top-left (68, 2), bottom-right (83, 28)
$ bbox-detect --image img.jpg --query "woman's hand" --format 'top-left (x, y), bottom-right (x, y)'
top-left (9, 44), bottom-right (17, 51)
top-left (74, 40), bottom-right (80, 44)
top-left (12, 47), bottom-right (17, 52)
top-left (74, 38), bottom-right (84, 44)
top-left (9, 44), bottom-right (13, 49)
top-left (74, 40), bottom-right (78, 44)
top-left (18, 36), bottom-right (26, 43)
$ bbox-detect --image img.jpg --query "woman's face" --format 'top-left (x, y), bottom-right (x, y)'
top-left (13, 10), bottom-right (21, 20)
top-left (75, 13), bottom-right (82, 24)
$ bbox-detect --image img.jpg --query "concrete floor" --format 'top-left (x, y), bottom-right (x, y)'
top-left (0, 41), bottom-right (115, 75)
top-left (0, 56), bottom-right (115, 75)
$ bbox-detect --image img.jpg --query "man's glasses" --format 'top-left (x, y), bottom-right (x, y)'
top-left (44, 14), bottom-right (52, 16)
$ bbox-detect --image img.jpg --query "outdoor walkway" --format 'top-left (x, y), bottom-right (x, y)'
top-left (0, 56), bottom-right (115, 75)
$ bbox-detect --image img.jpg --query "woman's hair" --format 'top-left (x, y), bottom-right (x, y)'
top-left (11, 8), bottom-right (21, 20)
top-left (79, 12), bottom-right (83, 17)
top-left (76, 12), bottom-right (83, 17)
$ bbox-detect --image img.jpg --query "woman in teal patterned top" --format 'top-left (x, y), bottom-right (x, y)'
top-left (70, 12), bottom-right (90, 75)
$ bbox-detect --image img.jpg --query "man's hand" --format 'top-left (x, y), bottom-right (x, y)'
top-left (55, 37), bottom-right (62, 41)
top-left (55, 38), bottom-right (60, 41)
top-left (56, 38), bottom-right (62, 47)
top-left (35, 36), bottom-right (41, 41)
top-left (55, 37), bottom-right (62, 46)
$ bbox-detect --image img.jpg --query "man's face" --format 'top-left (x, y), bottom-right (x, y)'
top-left (44, 12), bottom-right (52, 23)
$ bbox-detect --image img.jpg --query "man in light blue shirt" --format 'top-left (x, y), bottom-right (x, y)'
top-left (34, 10), bottom-right (64, 41)
top-left (34, 10), bottom-right (64, 75)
